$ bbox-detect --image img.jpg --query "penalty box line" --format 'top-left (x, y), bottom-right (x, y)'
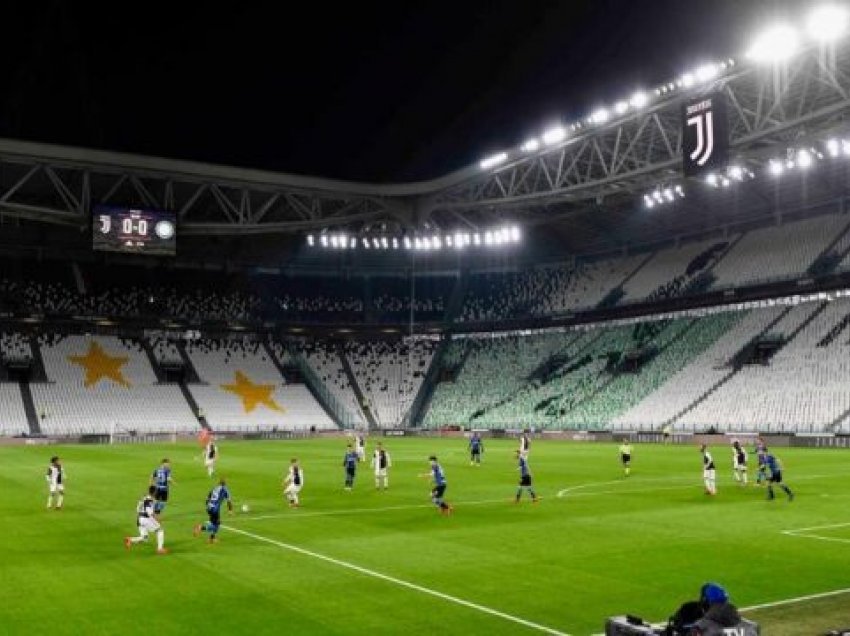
top-left (223, 524), bottom-right (572, 636)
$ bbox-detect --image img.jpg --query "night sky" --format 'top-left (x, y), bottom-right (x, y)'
top-left (0, 0), bottom-right (804, 183)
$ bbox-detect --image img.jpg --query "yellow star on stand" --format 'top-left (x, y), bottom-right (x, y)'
top-left (67, 341), bottom-right (131, 388)
top-left (221, 370), bottom-right (283, 414)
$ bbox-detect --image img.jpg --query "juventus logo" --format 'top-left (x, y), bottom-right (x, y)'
top-left (682, 93), bottom-right (728, 177)
top-left (687, 110), bottom-right (715, 166)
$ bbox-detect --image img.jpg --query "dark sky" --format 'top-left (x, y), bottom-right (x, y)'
top-left (0, 0), bottom-right (804, 182)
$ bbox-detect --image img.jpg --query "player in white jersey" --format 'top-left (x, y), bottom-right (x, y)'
top-left (519, 432), bottom-right (530, 458)
top-left (124, 485), bottom-right (168, 554)
top-left (203, 440), bottom-right (218, 477)
top-left (46, 456), bottom-right (65, 510)
top-left (356, 434), bottom-right (367, 462)
top-left (371, 442), bottom-right (392, 490)
top-left (731, 440), bottom-right (748, 486)
top-left (283, 458), bottom-right (304, 507)
top-left (701, 445), bottom-right (717, 495)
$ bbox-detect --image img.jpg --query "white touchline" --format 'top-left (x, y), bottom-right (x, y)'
top-left (741, 586), bottom-right (850, 612)
top-left (222, 524), bottom-right (573, 636)
top-left (782, 521), bottom-right (850, 534)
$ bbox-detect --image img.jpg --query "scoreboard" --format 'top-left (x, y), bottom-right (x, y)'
top-left (93, 206), bottom-right (177, 255)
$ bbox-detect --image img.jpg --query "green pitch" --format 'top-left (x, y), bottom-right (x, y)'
top-left (3, 438), bottom-right (850, 635)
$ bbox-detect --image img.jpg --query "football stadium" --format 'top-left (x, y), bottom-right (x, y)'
top-left (4, 3), bottom-right (850, 635)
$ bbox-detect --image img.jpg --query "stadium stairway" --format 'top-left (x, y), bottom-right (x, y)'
top-left (177, 381), bottom-right (207, 430)
top-left (175, 341), bottom-right (202, 383)
top-left (663, 306), bottom-right (793, 427)
top-left (27, 335), bottom-right (48, 382)
top-left (338, 344), bottom-right (376, 429)
top-left (140, 339), bottom-right (166, 382)
top-left (807, 216), bottom-right (850, 276)
top-left (442, 273), bottom-right (468, 325)
top-left (19, 381), bottom-right (41, 435)
top-left (406, 337), bottom-right (450, 427)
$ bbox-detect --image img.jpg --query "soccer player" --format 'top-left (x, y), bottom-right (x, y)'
top-left (469, 432), bottom-right (484, 466)
top-left (202, 438), bottom-right (218, 477)
top-left (731, 440), bottom-right (748, 486)
top-left (422, 455), bottom-right (452, 515)
top-left (619, 441), bottom-right (633, 477)
top-left (125, 485), bottom-right (167, 554)
top-left (343, 444), bottom-right (358, 490)
top-left (755, 448), bottom-right (769, 486)
top-left (371, 442), bottom-right (391, 490)
top-left (515, 450), bottom-right (538, 503)
top-left (150, 458), bottom-right (174, 514)
top-left (701, 445), bottom-right (717, 496)
top-left (283, 458), bottom-right (303, 507)
top-left (356, 433), bottom-right (366, 462)
top-left (519, 431), bottom-right (530, 458)
top-left (46, 456), bottom-right (65, 510)
top-left (764, 452), bottom-right (794, 502)
top-left (193, 478), bottom-right (233, 543)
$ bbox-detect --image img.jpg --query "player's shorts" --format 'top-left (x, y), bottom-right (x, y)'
top-left (432, 484), bottom-right (447, 499)
top-left (621, 454), bottom-right (631, 464)
top-left (374, 468), bottom-right (388, 478)
top-left (345, 466), bottom-right (356, 476)
top-left (769, 470), bottom-right (783, 483)
top-left (285, 483), bottom-right (302, 495)
top-left (49, 484), bottom-right (64, 494)
top-left (519, 474), bottom-right (532, 487)
top-left (356, 449), bottom-right (366, 460)
top-left (205, 457), bottom-right (215, 467)
top-left (207, 508), bottom-right (221, 527)
top-left (470, 448), bottom-right (481, 456)
top-left (154, 488), bottom-right (169, 502)
top-left (734, 461), bottom-right (747, 470)
top-left (703, 469), bottom-right (716, 480)
top-left (138, 516), bottom-right (161, 533)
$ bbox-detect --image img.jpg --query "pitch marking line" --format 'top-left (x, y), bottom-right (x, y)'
top-left (740, 586), bottom-right (850, 612)
top-left (223, 524), bottom-right (572, 636)
top-left (781, 521), bottom-right (850, 545)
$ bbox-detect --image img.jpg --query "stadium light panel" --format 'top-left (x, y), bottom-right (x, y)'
top-left (768, 159), bottom-right (783, 176)
top-left (473, 233), bottom-right (481, 245)
top-left (423, 238), bottom-right (431, 251)
top-left (729, 165), bottom-right (744, 181)
top-left (827, 138), bottom-right (840, 157)
top-left (414, 237), bottom-right (422, 250)
top-left (590, 108), bottom-right (610, 124)
top-left (446, 235), bottom-right (453, 247)
top-left (630, 91), bottom-right (649, 109)
top-left (330, 236), bottom-right (339, 248)
top-left (663, 188), bottom-right (674, 201)
top-left (480, 152), bottom-right (508, 170)
top-left (644, 194), bottom-right (654, 208)
top-left (484, 231), bottom-right (494, 245)
top-left (614, 101), bottom-right (629, 115)
top-left (695, 64), bottom-right (718, 82)
top-left (392, 237), bottom-right (399, 249)
top-left (721, 178), bottom-right (731, 187)
top-left (705, 173), bottom-right (718, 187)
top-left (307, 234), bottom-right (314, 246)
top-left (806, 5), bottom-right (849, 42)
top-left (797, 149), bottom-right (813, 168)
top-left (433, 235), bottom-right (442, 250)
top-left (746, 24), bottom-right (799, 62)
top-left (542, 126), bottom-right (566, 145)
top-left (372, 237), bottom-right (380, 248)
top-left (521, 138), bottom-right (540, 153)
top-left (680, 72), bottom-right (695, 88)
top-left (381, 237), bottom-right (388, 249)
top-left (320, 235), bottom-right (328, 247)
top-left (675, 185), bottom-right (685, 197)
top-left (843, 140), bottom-right (850, 156)
top-left (511, 226), bottom-right (521, 242)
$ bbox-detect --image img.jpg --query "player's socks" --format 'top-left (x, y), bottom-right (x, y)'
top-left (156, 529), bottom-right (165, 551)
top-left (46, 496), bottom-right (52, 509)
top-left (124, 536), bottom-right (132, 550)
top-left (56, 495), bottom-right (63, 509)
top-left (193, 524), bottom-right (202, 537)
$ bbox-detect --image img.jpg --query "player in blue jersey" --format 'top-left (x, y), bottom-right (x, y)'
top-left (422, 455), bottom-right (452, 515)
top-left (193, 478), bottom-right (233, 543)
top-left (763, 452), bottom-right (794, 502)
top-left (150, 459), bottom-right (175, 514)
top-left (515, 450), bottom-right (539, 503)
top-left (755, 447), bottom-right (769, 486)
top-left (343, 444), bottom-right (358, 490)
top-left (469, 432), bottom-right (484, 466)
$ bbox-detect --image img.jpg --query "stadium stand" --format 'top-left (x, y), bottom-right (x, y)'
top-left (31, 334), bottom-right (197, 435)
top-left (185, 338), bottom-right (334, 431)
top-left (343, 339), bottom-right (437, 427)
top-left (300, 340), bottom-right (368, 427)
top-left (0, 383), bottom-right (30, 435)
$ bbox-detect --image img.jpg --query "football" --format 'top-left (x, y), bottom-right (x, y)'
top-left (241, 504), bottom-right (250, 513)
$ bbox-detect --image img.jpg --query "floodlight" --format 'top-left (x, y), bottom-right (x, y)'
top-left (510, 226), bottom-right (521, 242)
top-left (542, 126), bottom-right (566, 145)
top-left (797, 149), bottom-right (813, 168)
top-left (446, 235), bottom-right (453, 247)
top-left (480, 152), bottom-right (508, 170)
top-left (379, 237), bottom-right (387, 249)
top-left (663, 188), bottom-right (674, 201)
top-left (806, 5), bottom-right (849, 42)
top-left (522, 138), bottom-right (540, 153)
top-left (320, 235), bottom-right (328, 247)
top-left (484, 232), bottom-right (494, 245)
top-left (695, 64), bottom-right (718, 82)
top-left (330, 236), bottom-right (338, 248)
top-left (843, 140), bottom-right (850, 156)
top-left (423, 238), bottom-right (431, 250)
top-left (746, 24), bottom-right (799, 62)
top-left (414, 237), bottom-right (422, 250)
top-left (644, 194), bottom-right (654, 208)
top-left (473, 233), bottom-right (481, 245)
top-left (721, 178), bottom-right (731, 187)
top-left (307, 235), bottom-right (314, 246)
top-left (372, 237), bottom-right (380, 248)
top-left (392, 237), bottom-right (399, 249)
top-left (652, 190), bottom-right (664, 203)
top-left (349, 237), bottom-right (357, 249)
top-left (675, 185), bottom-right (685, 197)
top-left (614, 101), bottom-right (629, 115)
top-left (705, 173), bottom-right (718, 186)
top-left (404, 236), bottom-right (412, 250)
top-left (432, 235), bottom-right (441, 250)
top-left (729, 165), bottom-right (744, 181)
top-left (630, 91), bottom-right (649, 108)
top-left (590, 108), bottom-right (609, 124)
top-left (681, 73), bottom-right (695, 88)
